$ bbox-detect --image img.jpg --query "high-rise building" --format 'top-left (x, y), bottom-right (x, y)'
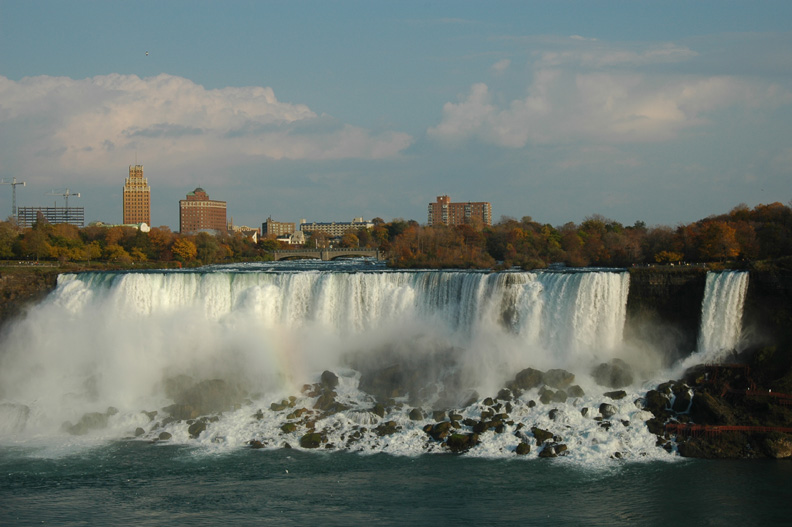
top-left (427, 195), bottom-right (492, 227)
top-left (179, 187), bottom-right (227, 234)
top-left (123, 165), bottom-right (151, 225)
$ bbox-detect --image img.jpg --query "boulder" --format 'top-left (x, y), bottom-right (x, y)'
top-left (603, 390), bottom-right (627, 400)
top-left (445, 433), bottom-right (479, 453)
top-left (599, 403), bottom-right (618, 419)
top-left (371, 403), bottom-right (386, 418)
top-left (513, 368), bottom-right (544, 390)
top-left (426, 421), bottom-right (453, 441)
top-left (551, 390), bottom-right (568, 403)
top-left (762, 433), bottom-right (792, 459)
top-left (643, 390), bottom-right (670, 416)
top-left (671, 389), bottom-right (693, 413)
top-left (281, 422), bottom-right (298, 434)
top-left (690, 392), bottom-right (735, 425)
top-left (592, 359), bottom-right (634, 389)
top-left (515, 442), bottom-right (531, 455)
top-left (568, 385), bottom-right (585, 398)
top-left (187, 420), bottom-right (206, 439)
top-left (531, 427), bottom-right (554, 445)
top-left (158, 431), bottom-right (172, 441)
top-left (544, 369), bottom-right (575, 389)
top-left (299, 432), bottom-right (324, 449)
top-left (375, 421), bottom-right (400, 437)
top-left (248, 439), bottom-right (265, 449)
top-left (409, 408), bottom-right (424, 421)
top-left (134, 427), bottom-right (145, 437)
top-left (320, 370), bottom-right (339, 390)
top-left (496, 388), bottom-right (513, 401)
top-left (539, 390), bottom-right (555, 405)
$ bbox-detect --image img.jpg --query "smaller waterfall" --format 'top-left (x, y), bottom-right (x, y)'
top-left (695, 271), bottom-right (749, 362)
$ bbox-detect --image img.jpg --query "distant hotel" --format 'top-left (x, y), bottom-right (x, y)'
top-left (123, 165), bottom-right (151, 226)
top-left (262, 217), bottom-right (296, 237)
top-left (179, 187), bottom-right (227, 234)
top-left (427, 195), bottom-right (492, 227)
top-left (299, 218), bottom-right (374, 237)
top-left (17, 206), bottom-right (85, 228)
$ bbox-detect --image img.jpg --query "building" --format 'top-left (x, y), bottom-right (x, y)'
top-left (262, 217), bottom-right (296, 237)
top-left (298, 217), bottom-right (374, 237)
top-left (123, 165), bottom-right (151, 226)
top-left (427, 195), bottom-right (492, 227)
top-left (18, 207), bottom-right (85, 228)
top-left (179, 187), bottom-right (227, 234)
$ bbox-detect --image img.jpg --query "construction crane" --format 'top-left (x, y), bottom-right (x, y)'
top-left (47, 188), bottom-right (81, 209)
top-left (0, 177), bottom-right (26, 219)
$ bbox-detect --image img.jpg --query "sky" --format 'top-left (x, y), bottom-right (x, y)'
top-left (1, 1), bottom-right (791, 231)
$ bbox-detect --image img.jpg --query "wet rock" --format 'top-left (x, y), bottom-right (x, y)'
top-left (690, 391), bottom-right (735, 425)
top-left (281, 422), bottom-right (298, 434)
top-left (426, 421), bottom-right (453, 441)
top-left (592, 359), bottom-right (634, 389)
top-left (375, 421), bottom-right (400, 437)
top-left (445, 433), bottom-right (479, 453)
top-left (320, 370), bottom-right (339, 390)
top-left (299, 432), bottom-right (324, 449)
top-left (531, 427), bottom-right (554, 446)
top-left (162, 404), bottom-right (198, 421)
top-left (671, 386), bottom-right (692, 413)
top-left (496, 388), bottom-right (513, 401)
top-left (187, 420), bottom-right (206, 439)
top-left (449, 412), bottom-right (463, 421)
top-left (604, 390), bottom-right (627, 400)
top-left (548, 409), bottom-right (560, 420)
top-left (432, 410), bottom-right (447, 421)
top-left (371, 403), bottom-right (386, 418)
top-left (253, 409), bottom-right (264, 420)
top-left (513, 368), bottom-right (545, 390)
top-left (581, 407), bottom-right (589, 417)
top-left (538, 443), bottom-right (568, 458)
top-left (544, 369), bottom-right (575, 389)
top-left (539, 390), bottom-right (555, 405)
top-left (568, 385), bottom-right (585, 398)
top-left (643, 390), bottom-right (670, 416)
top-left (762, 433), bottom-right (792, 459)
top-left (646, 418), bottom-right (665, 436)
top-left (527, 400), bottom-right (536, 408)
top-left (515, 442), bottom-right (531, 455)
top-left (409, 408), bottom-right (424, 421)
top-left (170, 379), bottom-right (246, 416)
top-left (158, 431), bottom-right (172, 441)
top-left (599, 403), bottom-right (618, 419)
top-left (134, 427), bottom-right (145, 437)
top-left (248, 439), bottom-right (265, 449)
top-left (552, 390), bottom-right (568, 403)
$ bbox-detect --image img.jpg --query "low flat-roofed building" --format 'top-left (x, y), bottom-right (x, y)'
top-left (299, 217), bottom-right (373, 237)
top-left (18, 207), bottom-right (85, 228)
top-left (262, 217), bottom-right (295, 237)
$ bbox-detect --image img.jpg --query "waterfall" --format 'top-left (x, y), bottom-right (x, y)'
top-left (0, 268), bottom-right (632, 437)
top-left (693, 271), bottom-right (750, 363)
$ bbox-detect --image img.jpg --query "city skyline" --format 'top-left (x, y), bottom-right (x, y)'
top-left (1, 1), bottom-right (791, 231)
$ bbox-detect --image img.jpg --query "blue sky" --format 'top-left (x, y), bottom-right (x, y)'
top-left (1, 1), bottom-right (791, 230)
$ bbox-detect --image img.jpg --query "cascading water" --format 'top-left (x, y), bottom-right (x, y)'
top-left (686, 271), bottom-right (750, 366)
top-left (0, 263), bottom-right (670, 462)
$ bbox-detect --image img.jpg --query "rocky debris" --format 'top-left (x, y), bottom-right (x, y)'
top-left (371, 403), bottom-right (386, 418)
top-left (592, 359), bottom-right (634, 389)
top-left (408, 408), bottom-right (424, 421)
top-left (320, 370), bottom-right (339, 390)
top-left (187, 420), bottom-right (206, 439)
top-left (375, 421), bottom-right (401, 437)
top-left (160, 378), bottom-right (247, 421)
top-left (644, 354), bottom-right (792, 459)
top-left (510, 367), bottom-right (575, 392)
top-left (248, 439), bottom-right (266, 449)
top-left (515, 442), bottom-right (531, 455)
top-left (567, 385), bottom-right (585, 398)
top-left (762, 433), bottom-right (792, 459)
top-left (538, 443), bottom-right (568, 458)
top-left (62, 407), bottom-right (118, 436)
top-left (599, 403), bottom-right (618, 419)
top-left (603, 390), bottom-right (627, 400)
top-left (531, 427), bottom-right (554, 446)
top-left (445, 433), bottom-right (479, 453)
top-left (299, 432), bottom-right (325, 449)
top-left (281, 422), bottom-right (298, 434)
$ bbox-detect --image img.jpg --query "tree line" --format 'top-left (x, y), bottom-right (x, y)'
top-left (0, 201), bottom-right (790, 269)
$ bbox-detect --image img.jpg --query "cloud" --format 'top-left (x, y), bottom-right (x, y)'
top-left (491, 59), bottom-right (511, 75)
top-left (428, 48), bottom-right (791, 148)
top-left (0, 73), bottom-right (413, 185)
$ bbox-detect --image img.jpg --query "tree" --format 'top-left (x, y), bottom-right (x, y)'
top-left (0, 220), bottom-right (18, 259)
top-left (340, 233), bottom-right (359, 248)
top-left (172, 238), bottom-right (197, 262)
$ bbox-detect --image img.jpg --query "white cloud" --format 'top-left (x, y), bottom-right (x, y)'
top-left (491, 59), bottom-right (511, 75)
top-left (428, 66), bottom-right (791, 147)
top-left (0, 73), bottom-right (413, 185)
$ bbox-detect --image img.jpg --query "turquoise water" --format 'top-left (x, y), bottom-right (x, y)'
top-left (2, 442), bottom-right (790, 526)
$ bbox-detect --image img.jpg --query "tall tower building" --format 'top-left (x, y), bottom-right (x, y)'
top-left (123, 165), bottom-right (151, 225)
top-left (427, 195), bottom-right (492, 227)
